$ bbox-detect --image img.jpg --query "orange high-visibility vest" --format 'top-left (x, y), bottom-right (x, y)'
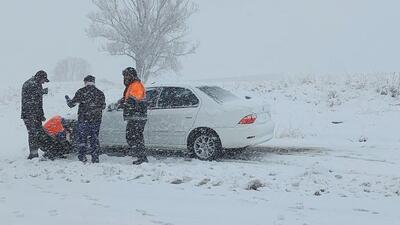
top-left (43, 115), bottom-right (65, 137)
top-left (124, 81), bottom-right (145, 101)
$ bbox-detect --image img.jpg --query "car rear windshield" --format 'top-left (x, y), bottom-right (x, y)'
top-left (197, 86), bottom-right (239, 103)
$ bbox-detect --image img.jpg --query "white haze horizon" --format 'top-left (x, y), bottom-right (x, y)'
top-left (1, 0), bottom-right (400, 86)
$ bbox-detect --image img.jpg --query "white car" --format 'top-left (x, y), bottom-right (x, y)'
top-left (98, 84), bottom-right (275, 160)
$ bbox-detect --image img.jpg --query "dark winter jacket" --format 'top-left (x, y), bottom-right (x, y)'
top-left (122, 79), bottom-right (147, 121)
top-left (21, 77), bottom-right (45, 120)
top-left (68, 84), bottom-right (106, 122)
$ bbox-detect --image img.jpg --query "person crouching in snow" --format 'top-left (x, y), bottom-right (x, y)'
top-left (43, 115), bottom-right (68, 142)
top-left (41, 115), bottom-right (72, 160)
top-left (65, 75), bottom-right (106, 163)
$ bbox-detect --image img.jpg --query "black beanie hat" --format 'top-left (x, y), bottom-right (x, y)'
top-left (123, 67), bottom-right (138, 78)
top-left (35, 70), bottom-right (49, 82)
top-left (84, 75), bottom-right (95, 83)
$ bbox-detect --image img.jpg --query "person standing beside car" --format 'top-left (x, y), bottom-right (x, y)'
top-left (21, 70), bottom-right (50, 159)
top-left (65, 75), bottom-right (106, 163)
top-left (120, 67), bottom-right (148, 165)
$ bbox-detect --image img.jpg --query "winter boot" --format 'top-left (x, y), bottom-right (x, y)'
top-left (27, 153), bottom-right (39, 160)
top-left (78, 155), bottom-right (88, 163)
top-left (27, 150), bottom-right (39, 160)
top-left (132, 156), bottom-right (148, 165)
top-left (42, 152), bottom-right (56, 161)
top-left (91, 155), bottom-right (99, 163)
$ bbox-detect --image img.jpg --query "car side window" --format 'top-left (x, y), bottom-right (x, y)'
top-left (146, 88), bottom-right (160, 109)
top-left (158, 87), bottom-right (199, 109)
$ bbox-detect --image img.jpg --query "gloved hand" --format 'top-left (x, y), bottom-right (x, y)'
top-left (42, 88), bottom-right (48, 95)
top-left (41, 116), bottom-right (46, 122)
top-left (65, 95), bottom-right (75, 108)
top-left (117, 98), bottom-right (125, 108)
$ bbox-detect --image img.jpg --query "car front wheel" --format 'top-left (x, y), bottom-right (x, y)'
top-left (189, 129), bottom-right (222, 160)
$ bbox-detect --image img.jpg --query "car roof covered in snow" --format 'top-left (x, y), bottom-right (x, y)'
top-left (146, 81), bottom-right (218, 89)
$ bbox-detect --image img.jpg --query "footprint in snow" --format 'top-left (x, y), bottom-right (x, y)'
top-left (212, 180), bottom-right (223, 187)
top-left (136, 209), bottom-right (155, 217)
top-left (170, 177), bottom-right (192, 185)
top-left (196, 178), bottom-right (211, 186)
top-left (170, 179), bottom-right (184, 184)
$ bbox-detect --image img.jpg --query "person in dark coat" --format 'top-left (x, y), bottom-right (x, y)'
top-left (65, 75), bottom-right (106, 163)
top-left (121, 67), bottom-right (148, 165)
top-left (21, 70), bottom-right (49, 159)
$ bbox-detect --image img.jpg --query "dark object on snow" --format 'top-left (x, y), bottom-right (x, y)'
top-left (358, 136), bottom-right (368, 143)
top-left (331, 121), bottom-right (344, 124)
top-left (314, 191), bottom-right (321, 196)
top-left (21, 71), bottom-right (49, 158)
top-left (170, 178), bottom-right (184, 184)
top-left (66, 78), bottom-right (105, 163)
top-left (246, 179), bottom-right (265, 191)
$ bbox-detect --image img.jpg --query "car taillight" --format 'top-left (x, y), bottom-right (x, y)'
top-left (239, 114), bottom-right (257, 124)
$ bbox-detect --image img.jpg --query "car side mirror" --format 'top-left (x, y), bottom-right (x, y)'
top-left (107, 103), bottom-right (117, 112)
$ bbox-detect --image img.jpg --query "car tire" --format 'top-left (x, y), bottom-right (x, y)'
top-left (188, 128), bottom-right (222, 161)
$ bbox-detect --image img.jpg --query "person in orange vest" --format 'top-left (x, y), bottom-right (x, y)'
top-left (41, 115), bottom-right (72, 159)
top-left (43, 115), bottom-right (68, 141)
top-left (121, 67), bottom-right (148, 165)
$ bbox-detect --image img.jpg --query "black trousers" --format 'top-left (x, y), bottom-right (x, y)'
top-left (75, 120), bottom-right (101, 158)
top-left (40, 132), bottom-right (72, 157)
top-left (23, 118), bottom-right (45, 154)
top-left (126, 120), bottom-right (147, 158)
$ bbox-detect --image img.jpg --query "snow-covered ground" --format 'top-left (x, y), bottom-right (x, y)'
top-left (1, 74), bottom-right (400, 225)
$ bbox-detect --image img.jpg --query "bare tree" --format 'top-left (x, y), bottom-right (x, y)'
top-left (53, 57), bottom-right (92, 82)
top-left (87, 0), bottom-right (198, 82)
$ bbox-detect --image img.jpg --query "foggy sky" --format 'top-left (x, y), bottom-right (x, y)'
top-left (1, 0), bottom-right (400, 86)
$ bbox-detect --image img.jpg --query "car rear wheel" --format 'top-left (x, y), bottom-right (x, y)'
top-left (189, 129), bottom-right (222, 160)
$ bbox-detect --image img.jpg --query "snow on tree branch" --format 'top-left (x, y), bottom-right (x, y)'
top-left (87, 0), bottom-right (198, 82)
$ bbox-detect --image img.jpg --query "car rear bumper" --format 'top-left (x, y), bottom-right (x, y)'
top-left (215, 121), bottom-right (275, 149)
